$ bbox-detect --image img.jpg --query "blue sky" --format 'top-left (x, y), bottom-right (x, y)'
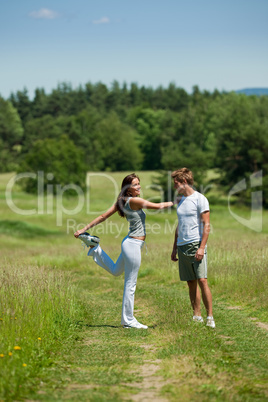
top-left (0, 0), bottom-right (267, 99)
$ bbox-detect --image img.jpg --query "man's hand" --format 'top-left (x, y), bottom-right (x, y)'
top-left (171, 248), bottom-right (178, 262)
top-left (195, 247), bottom-right (204, 261)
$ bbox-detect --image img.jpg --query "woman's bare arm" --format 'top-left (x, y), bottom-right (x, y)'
top-left (129, 198), bottom-right (173, 210)
top-left (74, 204), bottom-right (118, 237)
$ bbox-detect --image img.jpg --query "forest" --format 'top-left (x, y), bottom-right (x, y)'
top-left (0, 81), bottom-right (267, 205)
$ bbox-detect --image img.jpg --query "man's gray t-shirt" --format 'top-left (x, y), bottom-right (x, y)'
top-left (176, 191), bottom-right (209, 246)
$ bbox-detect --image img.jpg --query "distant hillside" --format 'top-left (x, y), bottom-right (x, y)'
top-left (236, 88), bottom-right (268, 96)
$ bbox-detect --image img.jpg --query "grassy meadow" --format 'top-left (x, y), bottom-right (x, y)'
top-left (0, 171), bottom-right (268, 401)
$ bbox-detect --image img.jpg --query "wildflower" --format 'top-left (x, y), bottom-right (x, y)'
top-left (0, 318), bottom-right (2, 320)
top-left (0, 354), bottom-right (4, 358)
top-left (9, 352), bottom-right (12, 356)
top-left (38, 337), bottom-right (42, 341)
top-left (14, 346), bottom-right (21, 350)
top-left (22, 363), bottom-right (27, 367)
top-left (15, 317), bottom-right (17, 320)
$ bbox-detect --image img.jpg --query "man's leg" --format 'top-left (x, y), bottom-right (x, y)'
top-left (187, 280), bottom-right (201, 316)
top-left (198, 278), bottom-right (213, 317)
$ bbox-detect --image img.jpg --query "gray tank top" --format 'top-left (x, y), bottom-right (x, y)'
top-left (124, 197), bottom-right (146, 237)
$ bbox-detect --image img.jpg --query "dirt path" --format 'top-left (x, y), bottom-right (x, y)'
top-left (125, 344), bottom-right (168, 402)
top-left (129, 360), bottom-right (167, 402)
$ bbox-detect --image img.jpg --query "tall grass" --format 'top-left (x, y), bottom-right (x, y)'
top-left (0, 263), bottom-right (86, 401)
top-left (209, 236), bottom-right (268, 315)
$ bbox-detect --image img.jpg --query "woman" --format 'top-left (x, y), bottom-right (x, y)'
top-left (74, 173), bottom-right (173, 329)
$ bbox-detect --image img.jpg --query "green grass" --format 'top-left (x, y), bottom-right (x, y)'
top-left (0, 171), bottom-right (268, 401)
top-left (0, 263), bottom-right (87, 401)
top-left (0, 219), bottom-right (60, 237)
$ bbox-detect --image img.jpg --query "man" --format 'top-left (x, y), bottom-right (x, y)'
top-left (171, 168), bottom-right (215, 328)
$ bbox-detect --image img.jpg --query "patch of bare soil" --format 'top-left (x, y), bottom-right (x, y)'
top-left (226, 306), bottom-right (242, 310)
top-left (67, 384), bottom-right (98, 390)
top-left (249, 317), bottom-right (268, 332)
top-left (255, 322), bottom-right (268, 331)
top-left (219, 335), bottom-right (235, 345)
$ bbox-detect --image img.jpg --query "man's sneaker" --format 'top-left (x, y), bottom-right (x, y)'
top-left (123, 322), bottom-right (148, 329)
top-left (78, 232), bottom-right (100, 247)
top-left (206, 316), bottom-right (216, 328)
top-left (193, 315), bottom-right (204, 323)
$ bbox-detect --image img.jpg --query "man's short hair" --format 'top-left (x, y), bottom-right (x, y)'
top-left (171, 168), bottom-right (194, 185)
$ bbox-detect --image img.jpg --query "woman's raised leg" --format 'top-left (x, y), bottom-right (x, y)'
top-left (87, 245), bottom-right (124, 276)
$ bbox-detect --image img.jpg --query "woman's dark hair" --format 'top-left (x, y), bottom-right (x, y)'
top-left (116, 173), bottom-right (140, 217)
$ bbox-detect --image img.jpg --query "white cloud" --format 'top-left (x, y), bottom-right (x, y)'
top-left (92, 17), bottom-right (110, 24)
top-left (29, 8), bottom-right (59, 20)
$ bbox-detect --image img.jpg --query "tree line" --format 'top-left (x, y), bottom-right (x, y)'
top-left (0, 81), bottom-right (267, 205)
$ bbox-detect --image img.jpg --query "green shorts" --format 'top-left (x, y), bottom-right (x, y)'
top-left (177, 242), bottom-right (207, 281)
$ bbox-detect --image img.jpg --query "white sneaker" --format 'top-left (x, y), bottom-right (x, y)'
top-left (206, 316), bottom-right (216, 328)
top-left (78, 232), bottom-right (100, 247)
top-left (123, 322), bottom-right (148, 329)
top-left (193, 315), bottom-right (204, 323)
